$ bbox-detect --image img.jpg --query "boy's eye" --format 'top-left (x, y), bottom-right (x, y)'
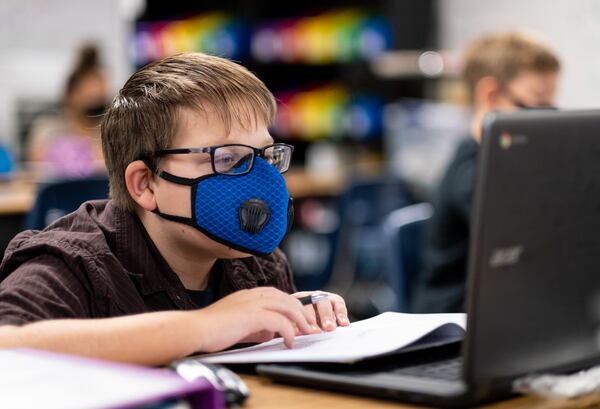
top-left (214, 152), bottom-right (236, 166)
top-left (212, 146), bottom-right (257, 174)
top-left (215, 153), bottom-right (238, 170)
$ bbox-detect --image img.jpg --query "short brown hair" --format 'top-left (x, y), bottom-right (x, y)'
top-left (101, 52), bottom-right (277, 211)
top-left (463, 32), bottom-right (560, 97)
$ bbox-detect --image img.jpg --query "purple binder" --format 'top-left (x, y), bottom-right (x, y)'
top-left (0, 348), bottom-right (225, 409)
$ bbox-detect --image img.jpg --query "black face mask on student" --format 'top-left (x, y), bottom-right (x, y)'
top-left (503, 90), bottom-right (557, 110)
top-left (83, 102), bottom-right (108, 121)
top-left (513, 100), bottom-right (557, 111)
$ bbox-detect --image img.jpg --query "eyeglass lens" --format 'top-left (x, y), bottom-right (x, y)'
top-left (213, 145), bottom-right (291, 175)
top-left (213, 145), bottom-right (254, 175)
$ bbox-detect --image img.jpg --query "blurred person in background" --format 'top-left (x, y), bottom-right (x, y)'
top-left (26, 43), bottom-right (110, 178)
top-left (412, 31), bottom-right (560, 313)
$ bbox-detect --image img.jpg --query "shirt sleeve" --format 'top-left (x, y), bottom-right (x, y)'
top-left (0, 254), bottom-right (92, 326)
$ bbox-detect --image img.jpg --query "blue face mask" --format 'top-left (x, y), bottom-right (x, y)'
top-left (152, 157), bottom-right (294, 257)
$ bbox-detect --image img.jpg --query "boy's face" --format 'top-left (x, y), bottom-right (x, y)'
top-left (152, 107), bottom-right (275, 259)
top-left (497, 70), bottom-right (559, 110)
top-left (67, 72), bottom-right (109, 118)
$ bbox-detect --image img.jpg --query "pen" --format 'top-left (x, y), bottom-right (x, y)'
top-left (297, 293), bottom-right (330, 305)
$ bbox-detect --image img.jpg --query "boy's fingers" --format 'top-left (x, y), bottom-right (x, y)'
top-left (293, 290), bottom-right (349, 328)
top-left (294, 298), bottom-right (319, 328)
top-left (294, 294), bottom-right (319, 326)
top-left (302, 305), bottom-right (321, 333)
top-left (315, 299), bottom-right (336, 332)
top-left (261, 311), bottom-right (295, 348)
top-left (257, 289), bottom-right (318, 333)
top-left (331, 295), bottom-right (350, 326)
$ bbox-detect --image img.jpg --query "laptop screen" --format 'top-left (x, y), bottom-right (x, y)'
top-left (464, 109), bottom-right (600, 383)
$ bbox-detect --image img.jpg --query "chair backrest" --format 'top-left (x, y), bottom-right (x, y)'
top-left (382, 202), bottom-right (433, 312)
top-left (325, 178), bottom-right (416, 318)
top-left (24, 176), bottom-right (110, 230)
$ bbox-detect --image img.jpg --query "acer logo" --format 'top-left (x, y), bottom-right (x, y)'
top-left (489, 246), bottom-right (524, 268)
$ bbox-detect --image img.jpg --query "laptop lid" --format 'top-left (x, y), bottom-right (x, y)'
top-left (463, 109), bottom-right (600, 387)
top-left (256, 110), bottom-right (600, 407)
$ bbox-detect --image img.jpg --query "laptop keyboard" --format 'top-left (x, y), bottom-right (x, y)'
top-left (391, 357), bottom-right (463, 381)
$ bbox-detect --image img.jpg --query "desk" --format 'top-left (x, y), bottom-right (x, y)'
top-left (0, 179), bottom-right (35, 215)
top-left (241, 375), bottom-right (600, 409)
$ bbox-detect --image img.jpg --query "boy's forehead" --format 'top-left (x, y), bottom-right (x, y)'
top-left (173, 107), bottom-right (273, 147)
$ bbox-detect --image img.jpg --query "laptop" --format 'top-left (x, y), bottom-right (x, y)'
top-left (257, 109), bottom-right (600, 407)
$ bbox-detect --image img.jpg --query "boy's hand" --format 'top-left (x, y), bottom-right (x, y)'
top-left (195, 287), bottom-right (321, 353)
top-left (292, 291), bottom-right (350, 333)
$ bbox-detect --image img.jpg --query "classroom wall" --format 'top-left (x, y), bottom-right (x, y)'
top-left (2, 0), bottom-right (599, 153)
top-left (438, 0), bottom-right (600, 109)
top-left (0, 0), bottom-right (142, 153)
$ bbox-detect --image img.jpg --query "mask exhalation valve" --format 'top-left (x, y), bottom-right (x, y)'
top-left (239, 199), bottom-right (270, 233)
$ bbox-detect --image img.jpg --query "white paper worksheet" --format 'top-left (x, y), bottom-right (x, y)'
top-left (197, 312), bottom-right (466, 364)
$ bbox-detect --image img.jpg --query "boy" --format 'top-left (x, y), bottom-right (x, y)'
top-left (412, 32), bottom-right (560, 313)
top-left (0, 52), bottom-right (348, 365)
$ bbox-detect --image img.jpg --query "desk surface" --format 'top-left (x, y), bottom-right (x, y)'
top-left (0, 179), bottom-right (36, 215)
top-left (241, 375), bottom-right (600, 409)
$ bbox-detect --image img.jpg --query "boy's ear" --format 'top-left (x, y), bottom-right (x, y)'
top-left (473, 76), bottom-right (502, 110)
top-left (125, 160), bottom-right (157, 211)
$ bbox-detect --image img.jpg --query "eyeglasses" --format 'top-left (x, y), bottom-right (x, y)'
top-left (153, 143), bottom-right (294, 176)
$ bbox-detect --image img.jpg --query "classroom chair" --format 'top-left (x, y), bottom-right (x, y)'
top-left (382, 202), bottom-right (433, 312)
top-left (326, 178), bottom-right (415, 319)
top-left (24, 176), bottom-right (110, 230)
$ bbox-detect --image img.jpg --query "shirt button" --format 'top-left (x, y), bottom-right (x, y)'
top-left (176, 295), bottom-right (182, 301)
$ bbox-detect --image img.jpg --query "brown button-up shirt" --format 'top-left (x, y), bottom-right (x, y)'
top-left (0, 200), bottom-right (296, 326)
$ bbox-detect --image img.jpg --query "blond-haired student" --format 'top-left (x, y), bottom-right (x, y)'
top-left (413, 32), bottom-right (560, 313)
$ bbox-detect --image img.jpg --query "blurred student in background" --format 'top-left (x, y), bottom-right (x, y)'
top-left (26, 43), bottom-right (110, 178)
top-left (412, 31), bottom-right (560, 313)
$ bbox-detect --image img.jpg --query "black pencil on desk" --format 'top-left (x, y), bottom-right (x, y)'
top-left (297, 293), bottom-right (330, 305)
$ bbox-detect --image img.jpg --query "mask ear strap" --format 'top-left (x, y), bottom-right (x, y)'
top-left (156, 170), bottom-right (197, 185)
top-left (151, 208), bottom-right (195, 227)
top-left (286, 198), bottom-right (294, 234)
top-left (139, 155), bottom-right (197, 185)
top-left (137, 155), bottom-right (196, 227)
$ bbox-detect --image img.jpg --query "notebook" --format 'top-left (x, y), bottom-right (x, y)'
top-left (256, 109), bottom-right (600, 407)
